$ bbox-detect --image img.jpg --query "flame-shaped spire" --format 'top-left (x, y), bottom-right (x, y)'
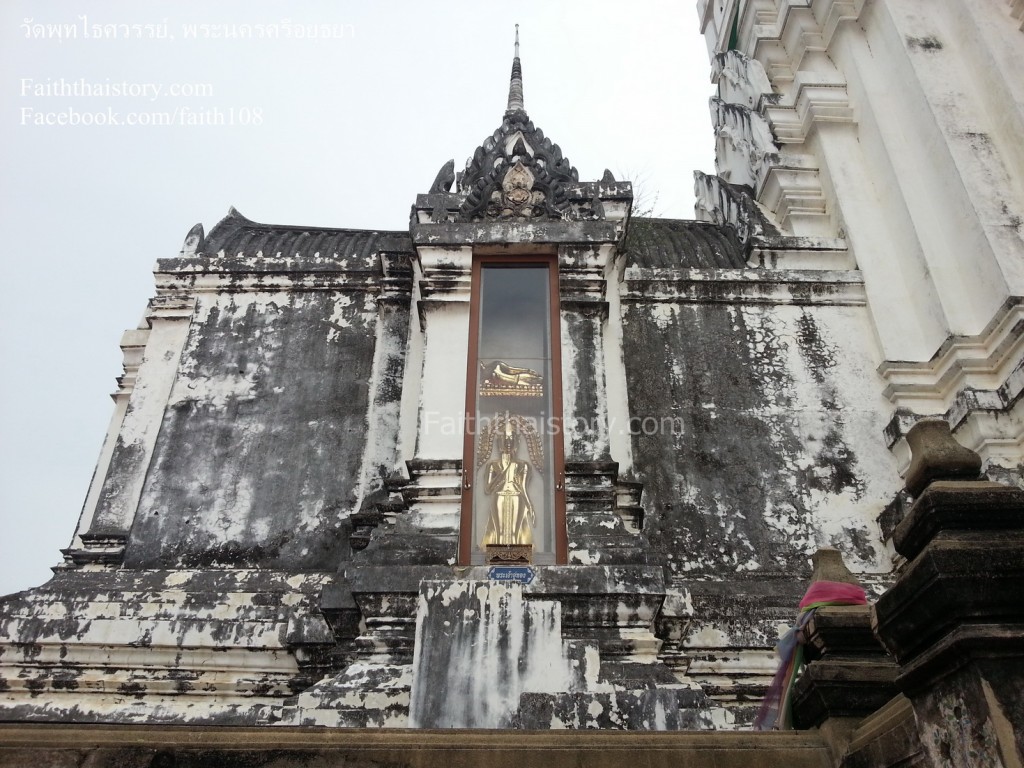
top-left (506, 24), bottom-right (525, 115)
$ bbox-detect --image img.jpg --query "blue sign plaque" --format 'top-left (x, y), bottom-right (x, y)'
top-left (487, 566), bottom-right (535, 585)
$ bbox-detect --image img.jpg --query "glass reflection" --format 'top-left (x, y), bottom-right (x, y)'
top-left (471, 265), bottom-right (555, 565)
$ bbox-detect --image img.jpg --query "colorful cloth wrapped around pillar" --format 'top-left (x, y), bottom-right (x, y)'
top-left (753, 580), bottom-right (867, 731)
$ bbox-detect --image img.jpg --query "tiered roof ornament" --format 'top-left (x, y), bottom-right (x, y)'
top-left (458, 27), bottom-right (579, 221)
top-left (457, 28), bottom-right (580, 221)
top-left (417, 28), bottom-right (630, 228)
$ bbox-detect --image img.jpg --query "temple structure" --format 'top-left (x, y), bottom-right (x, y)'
top-left (1, 5), bottom-right (1022, 767)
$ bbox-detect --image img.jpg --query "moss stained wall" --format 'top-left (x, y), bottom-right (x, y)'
top-left (124, 290), bottom-right (377, 570)
top-left (622, 298), bottom-right (900, 578)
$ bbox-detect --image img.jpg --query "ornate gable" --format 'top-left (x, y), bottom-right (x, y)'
top-left (458, 109), bottom-right (580, 221)
top-left (455, 28), bottom-right (581, 222)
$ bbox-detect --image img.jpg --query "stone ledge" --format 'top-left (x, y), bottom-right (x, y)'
top-left (872, 535), bottom-right (1024, 663)
top-left (842, 694), bottom-right (924, 768)
top-left (0, 724), bottom-right (833, 768)
top-left (622, 267), bottom-right (866, 305)
top-left (891, 481), bottom-right (1024, 560)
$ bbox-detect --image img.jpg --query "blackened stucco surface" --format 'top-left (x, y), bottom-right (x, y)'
top-left (621, 300), bottom-right (881, 577)
top-left (125, 291), bottom-right (377, 570)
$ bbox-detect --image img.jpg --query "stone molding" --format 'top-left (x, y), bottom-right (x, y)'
top-left (622, 266), bottom-right (865, 306)
top-left (879, 299), bottom-right (1024, 413)
top-left (154, 263), bottom-right (395, 295)
top-left (763, 78), bottom-right (854, 144)
top-left (415, 246), bottom-right (472, 303)
top-left (112, 328), bottom-right (149, 399)
top-left (750, 235), bottom-right (854, 270)
top-left (737, 1), bottom-right (864, 76)
top-left (880, 299), bottom-right (1024, 472)
top-left (0, 723), bottom-right (836, 766)
top-left (0, 570), bottom-right (334, 725)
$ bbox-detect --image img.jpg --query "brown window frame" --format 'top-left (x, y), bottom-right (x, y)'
top-left (459, 251), bottom-right (567, 566)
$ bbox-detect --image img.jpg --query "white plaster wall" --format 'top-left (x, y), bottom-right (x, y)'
top-left (837, 2), bottom-right (1016, 333)
top-left (86, 298), bottom-right (194, 535)
top-left (702, 0), bottom-right (1024, 363)
top-left (604, 255), bottom-right (635, 474)
top-left (741, 302), bottom-right (903, 572)
top-left (71, 329), bottom-right (147, 546)
top-left (416, 303), bottom-right (470, 460)
top-left (397, 260), bottom-right (425, 471)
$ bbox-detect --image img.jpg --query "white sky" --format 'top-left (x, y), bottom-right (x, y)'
top-left (0, 0), bottom-right (716, 596)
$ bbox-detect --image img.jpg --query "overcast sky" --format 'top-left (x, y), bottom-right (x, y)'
top-left (0, 0), bottom-right (716, 596)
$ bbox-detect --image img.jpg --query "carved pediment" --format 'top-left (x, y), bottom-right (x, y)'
top-left (458, 109), bottom-right (579, 222)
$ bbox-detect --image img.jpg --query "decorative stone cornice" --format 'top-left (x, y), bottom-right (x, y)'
top-left (414, 246), bottom-right (472, 302)
top-left (378, 251), bottom-right (415, 304)
top-left (410, 218), bottom-right (627, 249)
top-left (154, 269), bottom-right (384, 295)
top-left (198, 207), bottom-right (412, 261)
top-left (757, 159), bottom-right (831, 234)
top-left (879, 299), bottom-right (1024, 413)
top-left (737, 1), bottom-right (865, 75)
top-left (59, 531), bottom-right (127, 567)
top-left (146, 294), bottom-right (196, 320)
top-left (880, 303), bottom-right (1024, 473)
top-left (750, 235), bottom-right (853, 270)
top-left (158, 209), bottom-right (415, 295)
top-left (763, 76), bottom-right (855, 144)
top-left (112, 328), bottom-right (149, 400)
top-left (879, 299), bottom-right (1024, 469)
top-left (622, 267), bottom-right (865, 306)
top-left (558, 244), bottom-right (611, 307)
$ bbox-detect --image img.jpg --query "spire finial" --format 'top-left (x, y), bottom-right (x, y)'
top-left (506, 25), bottom-right (525, 115)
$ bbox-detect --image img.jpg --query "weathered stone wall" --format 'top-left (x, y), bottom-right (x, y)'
top-left (622, 289), bottom-right (898, 577)
top-left (694, 0), bottom-right (1024, 479)
top-left (619, 256), bottom-right (901, 723)
top-left (0, 569), bottom-right (334, 724)
top-left (125, 290), bottom-right (377, 570)
top-left (0, 216), bottom-right (416, 725)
